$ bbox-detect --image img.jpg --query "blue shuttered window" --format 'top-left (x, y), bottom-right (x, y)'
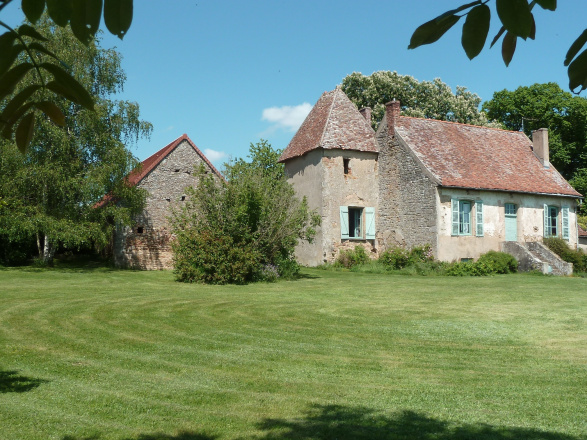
top-left (451, 198), bottom-right (481, 236)
top-left (340, 206), bottom-right (376, 240)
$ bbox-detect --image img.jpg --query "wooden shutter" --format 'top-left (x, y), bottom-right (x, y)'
top-left (365, 207), bottom-right (375, 239)
top-left (476, 200), bottom-right (484, 237)
top-left (543, 204), bottom-right (549, 237)
top-left (451, 198), bottom-right (459, 236)
top-left (340, 206), bottom-right (349, 239)
top-left (562, 206), bottom-right (569, 240)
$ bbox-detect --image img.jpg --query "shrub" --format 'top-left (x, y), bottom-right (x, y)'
top-left (544, 237), bottom-right (586, 272)
top-left (379, 247), bottom-right (410, 269)
top-left (172, 228), bottom-right (261, 284)
top-left (379, 245), bottom-right (433, 270)
top-left (170, 141), bottom-right (320, 284)
top-left (336, 246), bottom-right (370, 269)
top-left (477, 251), bottom-right (518, 274)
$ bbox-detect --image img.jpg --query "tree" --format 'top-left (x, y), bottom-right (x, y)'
top-left (0, 0), bottom-right (133, 152)
top-left (341, 71), bottom-right (500, 130)
top-left (409, 1), bottom-right (587, 94)
top-left (171, 140), bottom-right (320, 284)
top-left (0, 17), bottom-right (150, 264)
top-left (482, 82), bottom-right (587, 196)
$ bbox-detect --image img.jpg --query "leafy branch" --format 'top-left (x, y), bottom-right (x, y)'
top-left (0, 0), bottom-right (133, 153)
top-left (408, 0), bottom-right (587, 94)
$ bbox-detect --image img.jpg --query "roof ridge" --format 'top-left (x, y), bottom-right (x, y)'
top-left (319, 89), bottom-right (337, 147)
top-left (399, 115), bottom-right (526, 136)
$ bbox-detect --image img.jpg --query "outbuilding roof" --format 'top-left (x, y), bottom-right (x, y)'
top-left (279, 88), bottom-right (378, 162)
top-left (391, 116), bottom-right (582, 198)
top-left (127, 133), bottom-right (221, 186)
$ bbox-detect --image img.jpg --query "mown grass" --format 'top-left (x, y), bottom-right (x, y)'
top-left (0, 266), bottom-right (585, 440)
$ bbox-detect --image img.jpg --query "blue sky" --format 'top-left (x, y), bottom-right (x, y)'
top-left (3, 1), bottom-right (584, 168)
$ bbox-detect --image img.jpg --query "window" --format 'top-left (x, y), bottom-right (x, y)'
top-left (451, 198), bottom-right (483, 236)
top-left (544, 205), bottom-right (558, 237)
top-left (340, 206), bottom-right (375, 240)
top-left (137, 226), bottom-right (144, 234)
top-left (544, 205), bottom-right (570, 239)
top-left (343, 158), bottom-right (351, 175)
top-left (181, 195), bottom-right (186, 201)
top-left (505, 203), bottom-right (516, 215)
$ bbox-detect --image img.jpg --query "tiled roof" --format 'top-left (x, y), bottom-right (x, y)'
top-left (126, 133), bottom-right (221, 186)
top-left (393, 117), bottom-right (582, 197)
top-left (279, 88), bottom-right (378, 162)
top-left (579, 225), bottom-right (587, 238)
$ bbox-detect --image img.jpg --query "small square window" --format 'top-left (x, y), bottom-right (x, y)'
top-left (181, 196), bottom-right (186, 201)
top-left (174, 169), bottom-right (180, 172)
top-left (137, 226), bottom-right (144, 234)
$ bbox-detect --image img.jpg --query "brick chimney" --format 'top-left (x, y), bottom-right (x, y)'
top-left (532, 128), bottom-right (549, 168)
top-left (385, 100), bottom-right (401, 137)
top-left (359, 107), bottom-right (372, 126)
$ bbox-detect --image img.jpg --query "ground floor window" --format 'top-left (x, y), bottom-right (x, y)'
top-left (451, 198), bottom-right (483, 236)
top-left (340, 206), bottom-right (375, 240)
top-left (544, 205), bottom-right (570, 239)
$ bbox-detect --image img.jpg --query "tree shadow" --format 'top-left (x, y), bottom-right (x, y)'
top-left (0, 369), bottom-right (48, 393)
top-left (62, 431), bottom-right (217, 440)
top-left (253, 404), bottom-right (586, 440)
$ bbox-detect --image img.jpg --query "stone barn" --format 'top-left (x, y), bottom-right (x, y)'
top-left (114, 134), bottom-right (221, 269)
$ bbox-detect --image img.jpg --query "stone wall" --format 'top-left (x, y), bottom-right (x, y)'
top-left (114, 139), bottom-right (216, 270)
top-left (376, 129), bottom-right (438, 255)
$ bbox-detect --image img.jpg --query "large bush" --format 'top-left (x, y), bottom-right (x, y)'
top-left (544, 237), bottom-right (586, 272)
top-left (335, 246), bottom-right (370, 269)
top-left (379, 245), bottom-right (433, 270)
top-left (171, 141), bottom-right (320, 284)
top-left (476, 251), bottom-right (518, 274)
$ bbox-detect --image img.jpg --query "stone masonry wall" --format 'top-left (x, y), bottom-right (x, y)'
top-left (376, 130), bottom-right (438, 255)
top-left (114, 140), bottom-right (216, 270)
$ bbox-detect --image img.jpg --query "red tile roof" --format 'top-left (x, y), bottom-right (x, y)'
top-left (393, 117), bottom-right (582, 197)
top-left (126, 133), bottom-right (221, 186)
top-left (279, 88), bottom-right (378, 162)
top-left (579, 225), bottom-right (587, 238)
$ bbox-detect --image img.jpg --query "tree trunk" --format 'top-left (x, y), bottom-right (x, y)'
top-left (42, 234), bottom-right (55, 263)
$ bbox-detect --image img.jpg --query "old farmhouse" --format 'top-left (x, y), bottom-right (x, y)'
top-left (114, 134), bottom-right (221, 269)
top-left (280, 88), bottom-right (583, 273)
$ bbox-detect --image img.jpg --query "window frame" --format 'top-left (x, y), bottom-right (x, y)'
top-left (340, 206), bottom-right (375, 240)
top-left (451, 198), bottom-right (483, 237)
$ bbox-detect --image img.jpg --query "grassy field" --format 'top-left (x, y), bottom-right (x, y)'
top-left (0, 266), bottom-right (585, 440)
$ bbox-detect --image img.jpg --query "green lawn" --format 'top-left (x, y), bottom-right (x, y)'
top-left (0, 266), bottom-right (585, 440)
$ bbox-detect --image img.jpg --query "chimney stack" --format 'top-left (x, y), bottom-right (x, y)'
top-left (532, 128), bottom-right (549, 168)
top-left (359, 107), bottom-right (372, 126)
top-left (385, 100), bottom-right (401, 137)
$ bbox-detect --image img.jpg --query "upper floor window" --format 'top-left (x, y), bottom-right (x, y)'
top-left (343, 158), bottom-right (351, 175)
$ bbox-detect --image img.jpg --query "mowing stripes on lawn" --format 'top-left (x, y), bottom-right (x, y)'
top-left (0, 267), bottom-right (585, 439)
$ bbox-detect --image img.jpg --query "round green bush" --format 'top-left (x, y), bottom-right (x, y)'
top-left (476, 251), bottom-right (518, 274)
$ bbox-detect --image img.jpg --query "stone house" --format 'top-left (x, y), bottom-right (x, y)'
top-left (114, 134), bottom-right (221, 269)
top-left (280, 88), bottom-right (583, 272)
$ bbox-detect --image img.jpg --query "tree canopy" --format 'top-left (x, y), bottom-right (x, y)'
top-left (0, 17), bottom-right (150, 264)
top-left (482, 82), bottom-right (587, 197)
top-left (409, 0), bottom-right (587, 94)
top-left (341, 71), bottom-right (499, 130)
top-left (0, 0), bottom-right (134, 152)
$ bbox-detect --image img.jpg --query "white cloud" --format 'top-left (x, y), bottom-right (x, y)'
top-left (204, 148), bottom-right (228, 163)
top-left (261, 103), bottom-right (312, 132)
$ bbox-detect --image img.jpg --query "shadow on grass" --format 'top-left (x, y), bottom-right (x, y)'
top-left (62, 432), bottom-right (216, 440)
top-left (253, 404), bottom-right (585, 440)
top-left (0, 370), bottom-right (48, 393)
